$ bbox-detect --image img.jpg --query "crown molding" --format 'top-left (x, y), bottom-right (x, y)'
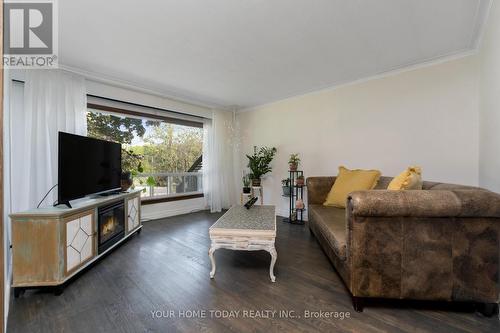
top-left (58, 64), bottom-right (222, 110)
top-left (470, 0), bottom-right (493, 50)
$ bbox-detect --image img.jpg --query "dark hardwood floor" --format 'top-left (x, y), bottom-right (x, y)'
top-left (8, 211), bottom-right (499, 333)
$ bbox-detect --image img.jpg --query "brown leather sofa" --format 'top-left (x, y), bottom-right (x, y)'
top-left (307, 176), bottom-right (500, 316)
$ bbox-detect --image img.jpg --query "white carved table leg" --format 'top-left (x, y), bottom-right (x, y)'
top-left (268, 245), bottom-right (277, 282)
top-left (209, 246), bottom-right (216, 278)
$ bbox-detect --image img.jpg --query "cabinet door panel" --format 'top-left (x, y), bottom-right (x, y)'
top-left (65, 212), bottom-right (95, 274)
top-left (127, 197), bottom-right (139, 232)
top-left (80, 214), bottom-right (92, 234)
top-left (66, 219), bottom-right (79, 247)
top-left (80, 237), bottom-right (93, 262)
top-left (66, 246), bottom-right (80, 272)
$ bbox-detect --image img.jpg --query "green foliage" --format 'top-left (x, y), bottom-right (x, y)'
top-left (87, 111), bottom-right (203, 176)
top-left (142, 122), bottom-right (203, 173)
top-left (288, 153), bottom-right (300, 165)
top-left (146, 176), bottom-right (157, 187)
top-left (87, 112), bottom-right (146, 142)
top-left (246, 146), bottom-right (277, 179)
top-left (281, 178), bottom-right (290, 186)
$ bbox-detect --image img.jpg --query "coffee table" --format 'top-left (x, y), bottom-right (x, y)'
top-left (208, 205), bottom-right (277, 282)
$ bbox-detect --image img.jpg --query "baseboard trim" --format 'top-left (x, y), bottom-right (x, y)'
top-left (141, 206), bottom-right (207, 221)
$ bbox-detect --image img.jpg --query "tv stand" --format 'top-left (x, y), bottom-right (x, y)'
top-left (99, 190), bottom-right (122, 196)
top-left (10, 189), bottom-right (142, 295)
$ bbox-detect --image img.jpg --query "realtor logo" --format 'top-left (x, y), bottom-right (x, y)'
top-left (3, 0), bottom-right (58, 68)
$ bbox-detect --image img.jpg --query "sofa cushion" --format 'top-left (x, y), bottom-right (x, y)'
top-left (324, 166), bottom-right (381, 208)
top-left (388, 166), bottom-right (423, 190)
top-left (309, 204), bottom-right (347, 259)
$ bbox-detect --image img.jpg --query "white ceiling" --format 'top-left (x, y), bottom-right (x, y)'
top-left (59, 0), bottom-right (491, 109)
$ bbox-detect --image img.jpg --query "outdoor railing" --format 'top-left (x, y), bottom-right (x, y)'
top-left (133, 172), bottom-right (203, 198)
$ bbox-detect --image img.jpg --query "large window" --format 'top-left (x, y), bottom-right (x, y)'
top-left (87, 105), bottom-right (203, 200)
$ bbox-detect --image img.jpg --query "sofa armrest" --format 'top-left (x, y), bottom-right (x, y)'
top-left (348, 189), bottom-right (500, 218)
top-left (306, 177), bottom-right (336, 205)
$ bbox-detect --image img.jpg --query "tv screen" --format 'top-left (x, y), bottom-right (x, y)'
top-left (58, 132), bottom-right (122, 203)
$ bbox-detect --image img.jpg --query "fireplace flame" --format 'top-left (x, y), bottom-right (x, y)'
top-left (102, 216), bottom-right (117, 236)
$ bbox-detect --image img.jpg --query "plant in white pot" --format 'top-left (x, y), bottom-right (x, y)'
top-left (281, 178), bottom-right (291, 196)
top-left (246, 146), bottom-right (277, 187)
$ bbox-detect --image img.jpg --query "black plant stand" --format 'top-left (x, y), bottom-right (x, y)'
top-left (283, 170), bottom-right (305, 225)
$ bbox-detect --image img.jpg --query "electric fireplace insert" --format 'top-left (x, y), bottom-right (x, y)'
top-left (98, 201), bottom-right (125, 253)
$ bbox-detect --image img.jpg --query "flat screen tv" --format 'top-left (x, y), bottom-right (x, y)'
top-left (58, 132), bottom-right (121, 207)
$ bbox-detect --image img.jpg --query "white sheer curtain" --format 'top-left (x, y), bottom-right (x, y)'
top-left (203, 109), bottom-right (238, 212)
top-left (11, 70), bottom-right (87, 212)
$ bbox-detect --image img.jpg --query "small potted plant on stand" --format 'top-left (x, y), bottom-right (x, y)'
top-left (246, 146), bottom-right (277, 187)
top-left (242, 174), bottom-right (251, 194)
top-left (295, 199), bottom-right (305, 209)
top-left (288, 154), bottom-right (300, 171)
top-left (282, 178), bottom-right (291, 196)
top-left (296, 175), bottom-right (305, 186)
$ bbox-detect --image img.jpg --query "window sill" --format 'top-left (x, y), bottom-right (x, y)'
top-left (140, 193), bottom-right (204, 205)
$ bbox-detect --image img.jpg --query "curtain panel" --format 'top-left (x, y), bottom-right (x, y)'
top-left (12, 70), bottom-right (87, 212)
top-left (203, 109), bottom-right (238, 212)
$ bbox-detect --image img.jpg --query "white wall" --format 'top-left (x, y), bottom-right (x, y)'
top-left (238, 56), bottom-right (480, 217)
top-left (85, 80), bottom-right (213, 119)
top-left (141, 197), bottom-right (206, 221)
top-left (478, 1), bottom-right (500, 192)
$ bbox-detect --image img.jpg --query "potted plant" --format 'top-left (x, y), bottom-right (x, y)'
top-left (296, 199), bottom-right (305, 210)
top-left (146, 176), bottom-right (157, 196)
top-left (121, 161), bottom-right (144, 192)
top-left (282, 178), bottom-right (291, 196)
top-left (246, 146), bottom-right (277, 187)
top-left (242, 174), bottom-right (251, 194)
top-left (296, 175), bottom-right (305, 186)
top-left (120, 171), bottom-right (133, 191)
top-left (289, 153), bottom-right (300, 171)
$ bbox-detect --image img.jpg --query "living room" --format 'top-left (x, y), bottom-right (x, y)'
top-left (0, 1), bottom-right (499, 332)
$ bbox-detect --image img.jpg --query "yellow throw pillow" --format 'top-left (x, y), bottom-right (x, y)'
top-left (387, 166), bottom-right (423, 190)
top-left (323, 166), bottom-right (381, 208)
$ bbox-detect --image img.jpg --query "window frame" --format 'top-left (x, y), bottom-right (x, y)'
top-left (86, 102), bottom-right (204, 203)
top-left (87, 103), bottom-right (203, 128)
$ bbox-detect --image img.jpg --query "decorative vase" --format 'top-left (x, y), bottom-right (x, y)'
top-left (282, 186), bottom-right (291, 197)
top-left (252, 178), bottom-right (261, 187)
top-left (243, 187), bottom-right (251, 194)
top-left (296, 178), bottom-right (305, 186)
top-left (120, 172), bottom-right (133, 191)
top-left (289, 163), bottom-right (298, 171)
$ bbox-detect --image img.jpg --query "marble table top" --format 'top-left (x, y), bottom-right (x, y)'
top-left (210, 205), bottom-right (276, 231)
